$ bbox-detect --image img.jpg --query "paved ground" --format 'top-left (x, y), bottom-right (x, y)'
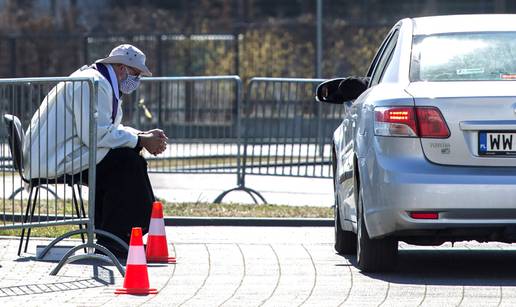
top-left (2, 226), bottom-right (516, 306)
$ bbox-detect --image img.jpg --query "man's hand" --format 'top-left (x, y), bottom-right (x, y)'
top-left (139, 129), bottom-right (168, 155)
top-left (145, 129), bottom-right (167, 140)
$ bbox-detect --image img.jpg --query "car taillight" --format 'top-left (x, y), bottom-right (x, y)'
top-left (374, 106), bottom-right (449, 138)
top-left (374, 107), bottom-right (418, 137)
top-left (415, 107), bottom-right (450, 138)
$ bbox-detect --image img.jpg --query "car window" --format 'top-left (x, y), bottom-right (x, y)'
top-left (378, 43), bottom-right (397, 83)
top-left (410, 32), bottom-right (516, 81)
top-left (366, 30), bottom-right (396, 78)
top-left (370, 30), bottom-right (399, 86)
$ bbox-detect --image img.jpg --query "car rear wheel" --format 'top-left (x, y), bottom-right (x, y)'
top-left (356, 191), bottom-right (397, 272)
top-left (334, 198), bottom-right (357, 254)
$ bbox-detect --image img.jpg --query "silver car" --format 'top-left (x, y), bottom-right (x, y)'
top-left (317, 14), bottom-right (516, 272)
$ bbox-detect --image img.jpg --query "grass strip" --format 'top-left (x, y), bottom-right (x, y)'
top-left (0, 201), bottom-right (332, 238)
top-left (0, 225), bottom-right (80, 239)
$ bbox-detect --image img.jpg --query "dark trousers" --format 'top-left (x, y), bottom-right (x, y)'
top-left (94, 148), bottom-right (154, 247)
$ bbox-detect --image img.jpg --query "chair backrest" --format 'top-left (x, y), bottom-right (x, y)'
top-left (3, 114), bottom-right (25, 179)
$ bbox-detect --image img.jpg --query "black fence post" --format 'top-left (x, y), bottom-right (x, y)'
top-left (156, 34), bottom-right (163, 128)
top-left (156, 34), bottom-right (163, 76)
top-left (233, 32), bottom-right (240, 76)
top-left (185, 36), bottom-right (193, 124)
top-left (10, 37), bottom-right (16, 77)
top-left (83, 35), bottom-right (89, 64)
top-left (235, 77), bottom-right (243, 187)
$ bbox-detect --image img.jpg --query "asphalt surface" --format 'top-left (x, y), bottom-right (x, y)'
top-left (0, 173), bottom-right (334, 207)
top-left (149, 173), bottom-right (333, 206)
top-left (2, 226), bottom-right (516, 306)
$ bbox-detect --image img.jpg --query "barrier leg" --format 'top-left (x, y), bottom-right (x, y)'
top-left (50, 242), bottom-right (125, 277)
top-left (38, 228), bottom-right (128, 277)
top-left (7, 187), bottom-right (24, 201)
top-left (213, 185), bottom-right (267, 204)
top-left (8, 185), bottom-right (59, 200)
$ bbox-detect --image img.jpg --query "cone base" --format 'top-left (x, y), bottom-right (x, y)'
top-left (147, 256), bottom-right (177, 264)
top-left (115, 287), bottom-right (158, 295)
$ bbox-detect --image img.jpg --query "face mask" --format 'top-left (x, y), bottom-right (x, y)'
top-left (119, 67), bottom-right (140, 94)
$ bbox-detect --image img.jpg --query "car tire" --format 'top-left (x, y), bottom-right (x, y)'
top-left (334, 197), bottom-right (357, 254)
top-left (332, 149), bottom-right (357, 254)
top-left (356, 191), bottom-right (397, 272)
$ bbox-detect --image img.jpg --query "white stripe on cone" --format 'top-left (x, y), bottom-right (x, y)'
top-left (126, 245), bottom-right (147, 265)
top-left (148, 218), bottom-right (166, 236)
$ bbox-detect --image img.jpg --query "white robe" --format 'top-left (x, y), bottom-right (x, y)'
top-left (23, 64), bottom-right (140, 179)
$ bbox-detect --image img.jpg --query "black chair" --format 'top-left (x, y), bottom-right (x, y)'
top-left (3, 114), bottom-right (87, 255)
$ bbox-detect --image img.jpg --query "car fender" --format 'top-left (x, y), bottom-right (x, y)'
top-left (352, 88), bottom-right (381, 237)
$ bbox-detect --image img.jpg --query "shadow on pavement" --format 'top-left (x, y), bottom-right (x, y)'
top-left (0, 277), bottom-right (109, 298)
top-left (13, 256), bottom-right (35, 262)
top-left (340, 248), bottom-right (516, 286)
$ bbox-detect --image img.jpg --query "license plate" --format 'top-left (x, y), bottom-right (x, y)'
top-left (479, 131), bottom-right (516, 155)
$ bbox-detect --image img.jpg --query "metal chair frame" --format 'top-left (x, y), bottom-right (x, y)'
top-left (3, 114), bottom-right (87, 255)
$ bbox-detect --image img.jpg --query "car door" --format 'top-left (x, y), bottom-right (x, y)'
top-left (341, 27), bottom-right (400, 224)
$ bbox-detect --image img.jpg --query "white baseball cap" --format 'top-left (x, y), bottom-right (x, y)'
top-left (95, 44), bottom-right (152, 76)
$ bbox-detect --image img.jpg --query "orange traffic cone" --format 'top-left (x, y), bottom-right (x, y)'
top-left (146, 201), bottom-right (177, 264)
top-left (115, 227), bottom-right (158, 295)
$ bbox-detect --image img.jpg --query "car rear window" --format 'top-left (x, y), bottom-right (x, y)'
top-left (410, 32), bottom-right (516, 81)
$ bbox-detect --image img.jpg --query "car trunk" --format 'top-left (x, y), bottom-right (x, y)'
top-left (406, 81), bottom-right (516, 167)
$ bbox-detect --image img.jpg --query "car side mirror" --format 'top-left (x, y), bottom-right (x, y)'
top-left (316, 78), bottom-right (345, 104)
top-left (316, 77), bottom-right (370, 104)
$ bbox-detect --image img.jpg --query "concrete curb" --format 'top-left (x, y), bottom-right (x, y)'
top-left (1, 214), bottom-right (333, 227)
top-left (164, 216), bottom-right (333, 227)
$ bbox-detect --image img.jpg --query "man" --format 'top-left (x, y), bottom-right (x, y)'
top-left (23, 44), bottom-right (166, 257)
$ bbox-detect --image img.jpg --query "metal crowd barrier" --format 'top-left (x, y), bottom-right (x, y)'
top-left (0, 76), bottom-right (126, 276)
top-left (123, 76), bottom-right (341, 204)
top-left (215, 77), bottom-right (344, 203)
top-left (127, 76), bottom-right (242, 172)
top-left (122, 76), bottom-right (243, 200)
top-left (119, 76), bottom-right (340, 204)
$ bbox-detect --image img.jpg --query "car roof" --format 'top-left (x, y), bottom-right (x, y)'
top-left (411, 14), bottom-right (516, 35)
